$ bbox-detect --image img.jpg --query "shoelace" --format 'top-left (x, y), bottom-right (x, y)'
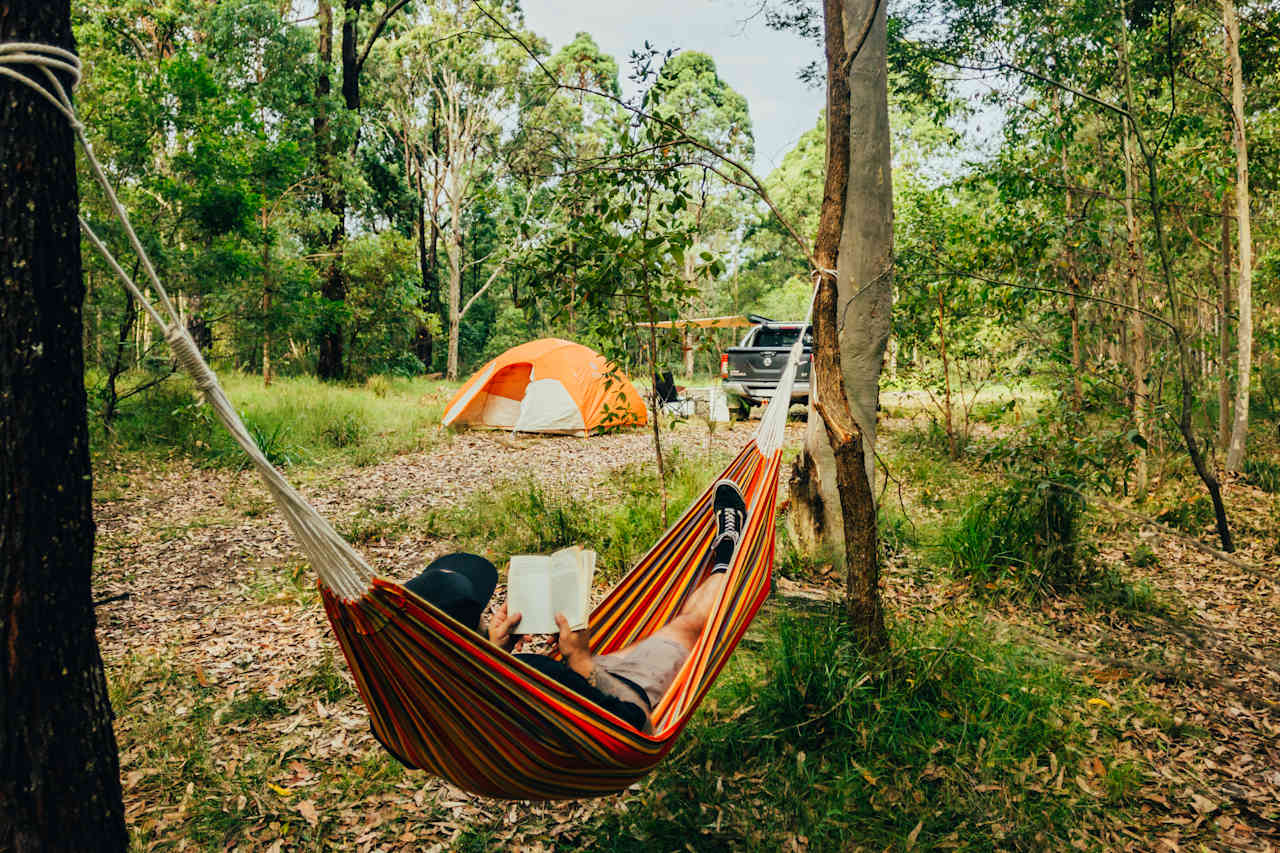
top-left (718, 507), bottom-right (740, 540)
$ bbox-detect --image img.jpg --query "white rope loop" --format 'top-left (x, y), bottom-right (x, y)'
top-left (2, 40), bottom-right (375, 600)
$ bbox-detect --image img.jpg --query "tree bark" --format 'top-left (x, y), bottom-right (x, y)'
top-left (412, 154), bottom-right (435, 370)
top-left (1223, 0), bottom-right (1253, 472)
top-left (261, 228), bottom-right (273, 387)
top-left (1218, 188), bottom-right (1232, 450)
top-left (314, 0), bottom-right (346, 380)
top-left (801, 0), bottom-right (890, 651)
top-left (446, 162), bottom-right (463, 380)
top-left (0, 3), bottom-right (128, 848)
top-left (1052, 91), bottom-right (1085, 410)
top-left (936, 287), bottom-right (958, 459)
top-left (1118, 18), bottom-right (1149, 499)
top-left (793, 0), bottom-right (895, 567)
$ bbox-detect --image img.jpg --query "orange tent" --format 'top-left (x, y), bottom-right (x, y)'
top-left (442, 339), bottom-right (647, 435)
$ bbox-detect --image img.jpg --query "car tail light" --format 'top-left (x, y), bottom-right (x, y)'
top-left (719, 353), bottom-right (728, 379)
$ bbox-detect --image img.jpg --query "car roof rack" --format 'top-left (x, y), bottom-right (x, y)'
top-left (746, 313), bottom-right (775, 324)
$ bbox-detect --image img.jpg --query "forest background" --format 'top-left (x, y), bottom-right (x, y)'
top-left (77, 0), bottom-right (1279, 498)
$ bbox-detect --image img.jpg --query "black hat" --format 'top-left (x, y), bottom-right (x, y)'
top-left (403, 553), bottom-right (497, 634)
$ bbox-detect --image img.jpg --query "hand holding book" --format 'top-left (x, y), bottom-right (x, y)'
top-left (505, 546), bottom-right (597, 635)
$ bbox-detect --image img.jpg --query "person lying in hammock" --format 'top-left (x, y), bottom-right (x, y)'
top-left (404, 480), bottom-right (748, 733)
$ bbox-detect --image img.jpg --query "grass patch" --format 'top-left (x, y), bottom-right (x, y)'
top-left (941, 479), bottom-right (1090, 597)
top-left (1243, 457), bottom-right (1280, 493)
top-left (1086, 568), bottom-right (1177, 618)
top-left (219, 692), bottom-right (291, 725)
top-left (428, 449), bottom-right (731, 581)
top-left (573, 609), bottom-right (1147, 851)
top-left (92, 369), bottom-right (456, 469)
top-left (339, 500), bottom-right (423, 545)
top-left (245, 561), bottom-right (319, 608)
top-left (298, 653), bottom-right (357, 704)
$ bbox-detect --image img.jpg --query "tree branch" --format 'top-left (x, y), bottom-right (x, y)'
top-left (356, 0), bottom-right (412, 77)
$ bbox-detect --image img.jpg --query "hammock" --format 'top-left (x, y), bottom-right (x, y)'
top-left (2, 42), bottom-right (815, 800)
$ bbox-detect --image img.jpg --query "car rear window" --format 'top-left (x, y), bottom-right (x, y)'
top-left (753, 326), bottom-right (811, 348)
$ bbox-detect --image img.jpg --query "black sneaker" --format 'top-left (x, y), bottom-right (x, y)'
top-left (709, 479), bottom-right (747, 573)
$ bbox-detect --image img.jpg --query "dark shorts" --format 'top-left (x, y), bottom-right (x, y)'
top-left (594, 633), bottom-right (691, 712)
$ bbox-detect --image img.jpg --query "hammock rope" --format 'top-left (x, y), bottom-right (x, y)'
top-left (4, 41), bottom-right (821, 798)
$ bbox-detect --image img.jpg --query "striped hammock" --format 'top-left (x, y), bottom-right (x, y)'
top-left (321, 437), bottom-right (784, 799)
top-left (2, 39), bottom-right (815, 800)
top-left (111, 252), bottom-right (806, 798)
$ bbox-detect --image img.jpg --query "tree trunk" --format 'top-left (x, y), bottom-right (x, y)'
top-left (412, 156), bottom-right (435, 370)
top-left (795, 0), bottom-right (890, 651)
top-left (1116, 8), bottom-right (1234, 550)
top-left (0, 4), bottom-right (128, 848)
top-left (1223, 0), bottom-right (1253, 472)
top-left (314, 0), bottom-right (346, 381)
top-left (1053, 91), bottom-right (1085, 411)
top-left (101, 289), bottom-right (137, 428)
top-left (1118, 23), bottom-right (1149, 499)
top-left (446, 195), bottom-right (463, 381)
top-left (1218, 189), bottom-right (1232, 450)
top-left (792, 0), bottom-right (895, 573)
top-left (936, 287), bottom-right (958, 459)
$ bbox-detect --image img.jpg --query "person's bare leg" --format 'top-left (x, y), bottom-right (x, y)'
top-left (652, 572), bottom-right (728, 649)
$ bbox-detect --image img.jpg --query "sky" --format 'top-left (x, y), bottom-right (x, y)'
top-left (517, 0), bottom-right (826, 176)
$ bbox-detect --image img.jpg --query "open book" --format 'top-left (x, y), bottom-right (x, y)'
top-left (506, 546), bottom-right (597, 635)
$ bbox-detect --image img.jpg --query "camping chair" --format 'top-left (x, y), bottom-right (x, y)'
top-left (656, 371), bottom-right (695, 418)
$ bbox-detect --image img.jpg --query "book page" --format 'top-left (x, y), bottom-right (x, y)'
top-left (506, 548), bottom-right (596, 634)
top-left (506, 555), bottom-right (555, 634)
top-left (547, 548), bottom-right (582, 629)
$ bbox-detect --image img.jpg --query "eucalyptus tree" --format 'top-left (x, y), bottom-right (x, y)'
top-left (645, 51), bottom-right (755, 373)
top-left (905, 0), bottom-right (1251, 548)
top-left (507, 32), bottom-right (624, 336)
top-left (800, 0), bottom-right (894, 650)
top-left (311, 0), bottom-right (417, 381)
top-left (75, 0), bottom-right (315, 412)
top-left (1221, 0), bottom-right (1254, 471)
top-left (534, 111), bottom-right (711, 523)
top-left (382, 2), bottom-right (549, 379)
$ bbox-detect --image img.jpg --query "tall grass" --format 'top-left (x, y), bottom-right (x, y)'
top-left (570, 609), bottom-right (1147, 851)
top-left (941, 479), bottom-right (1090, 596)
top-left (428, 449), bottom-right (731, 581)
top-left (92, 370), bottom-right (456, 468)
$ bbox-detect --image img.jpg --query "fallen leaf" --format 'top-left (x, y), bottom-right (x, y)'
top-left (296, 799), bottom-right (319, 827)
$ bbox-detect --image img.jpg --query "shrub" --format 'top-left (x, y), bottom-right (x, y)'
top-left (878, 507), bottom-right (918, 559)
top-left (1244, 457), bottom-right (1280, 493)
top-left (321, 411), bottom-right (366, 448)
top-left (1154, 495), bottom-right (1215, 534)
top-left (1130, 542), bottom-right (1159, 568)
top-left (942, 478), bottom-right (1089, 595)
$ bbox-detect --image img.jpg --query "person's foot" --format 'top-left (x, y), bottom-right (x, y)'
top-left (709, 479), bottom-right (747, 573)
